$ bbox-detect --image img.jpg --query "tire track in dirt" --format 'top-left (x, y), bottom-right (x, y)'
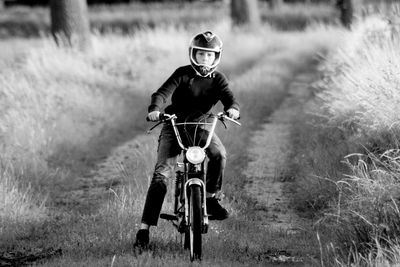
top-left (243, 68), bottom-right (318, 233)
top-left (52, 134), bottom-right (156, 213)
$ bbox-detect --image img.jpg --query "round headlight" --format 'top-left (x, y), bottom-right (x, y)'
top-left (185, 146), bottom-right (206, 165)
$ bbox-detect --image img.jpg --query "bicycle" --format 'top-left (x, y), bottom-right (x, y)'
top-left (147, 112), bottom-right (240, 261)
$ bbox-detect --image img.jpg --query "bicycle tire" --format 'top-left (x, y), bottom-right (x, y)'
top-left (188, 184), bottom-right (202, 261)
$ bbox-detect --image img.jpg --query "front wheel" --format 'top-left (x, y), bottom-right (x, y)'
top-left (185, 184), bottom-right (202, 261)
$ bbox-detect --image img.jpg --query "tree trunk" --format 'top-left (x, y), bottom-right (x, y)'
top-left (231, 0), bottom-right (260, 28)
top-left (336, 0), bottom-right (354, 29)
top-left (50, 0), bottom-right (91, 51)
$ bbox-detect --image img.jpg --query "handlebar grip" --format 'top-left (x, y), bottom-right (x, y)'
top-left (146, 112), bottom-right (165, 122)
top-left (223, 111), bottom-right (240, 120)
top-left (146, 113), bottom-right (176, 134)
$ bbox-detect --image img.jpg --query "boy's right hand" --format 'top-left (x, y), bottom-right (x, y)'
top-left (147, 111), bottom-right (160, 122)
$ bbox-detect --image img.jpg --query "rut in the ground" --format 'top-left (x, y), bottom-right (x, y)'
top-left (243, 69), bottom-right (318, 233)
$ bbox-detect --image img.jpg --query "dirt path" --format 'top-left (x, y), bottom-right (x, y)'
top-left (53, 66), bottom-right (319, 229)
top-left (42, 61), bottom-right (322, 266)
top-left (52, 134), bottom-right (155, 213)
top-left (243, 69), bottom-right (317, 233)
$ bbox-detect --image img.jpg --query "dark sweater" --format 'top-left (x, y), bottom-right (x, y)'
top-left (148, 65), bottom-right (239, 120)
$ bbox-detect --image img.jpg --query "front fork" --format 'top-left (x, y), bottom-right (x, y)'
top-left (175, 168), bottom-right (208, 234)
top-left (184, 178), bottom-right (209, 234)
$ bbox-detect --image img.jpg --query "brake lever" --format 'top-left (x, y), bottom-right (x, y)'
top-left (221, 114), bottom-right (241, 126)
top-left (146, 113), bottom-right (176, 134)
top-left (147, 121), bottom-right (163, 134)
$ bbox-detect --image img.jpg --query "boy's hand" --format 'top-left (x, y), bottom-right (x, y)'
top-left (147, 111), bottom-right (160, 122)
top-left (226, 108), bottom-right (240, 120)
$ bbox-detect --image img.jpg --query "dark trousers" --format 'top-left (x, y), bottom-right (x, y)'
top-left (140, 123), bottom-right (226, 226)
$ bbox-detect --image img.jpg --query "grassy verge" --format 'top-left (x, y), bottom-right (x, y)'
top-left (0, 26), bottom-right (192, 235)
top-left (288, 8), bottom-right (400, 265)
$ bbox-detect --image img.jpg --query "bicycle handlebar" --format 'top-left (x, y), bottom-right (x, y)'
top-left (147, 112), bottom-right (240, 128)
top-left (146, 113), bottom-right (241, 149)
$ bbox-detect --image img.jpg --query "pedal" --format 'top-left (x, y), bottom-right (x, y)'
top-left (160, 213), bottom-right (178, 221)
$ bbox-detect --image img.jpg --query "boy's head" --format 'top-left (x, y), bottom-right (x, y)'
top-left (189, 31), bottom-right (222, 77)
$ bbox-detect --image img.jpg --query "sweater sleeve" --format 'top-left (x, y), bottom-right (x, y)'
top-left (148, 68), bottom-right (182, 112)
top-left (215, 72), bottom-right (240, 112)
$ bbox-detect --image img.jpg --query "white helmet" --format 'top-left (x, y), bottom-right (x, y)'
top-left (189, 31), bottom-right (223, 77)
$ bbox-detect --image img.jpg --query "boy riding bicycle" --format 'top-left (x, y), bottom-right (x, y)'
top-left (134, 31), bottom-right (240, 248)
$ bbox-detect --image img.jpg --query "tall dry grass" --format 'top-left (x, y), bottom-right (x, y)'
top-left (325, 150), bottom-right (400, 265)
top-left (317, 15), bottom-right (400, 145)
top-left (0, 28), bottom-right (189, 229)
top-left (290, 7), bottom-right (400, 265)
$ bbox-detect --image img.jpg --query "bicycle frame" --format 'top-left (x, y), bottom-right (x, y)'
top-left (152, 112), bottom-right (240, 261)
top-left (172, 114), bottom-right (220, 231)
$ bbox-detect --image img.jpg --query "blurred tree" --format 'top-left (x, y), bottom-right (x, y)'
top-left (268, 0), bottom-right (283, 9)
top-left (50, 0), bottom-right (91, 51)
top-left (231, 0), bottom-right (260, 27)
top-left (336, 0), bottom-right (353, 29)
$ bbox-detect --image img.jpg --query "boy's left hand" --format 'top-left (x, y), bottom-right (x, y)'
top-left (226, 108), bottom-right (240, 120)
